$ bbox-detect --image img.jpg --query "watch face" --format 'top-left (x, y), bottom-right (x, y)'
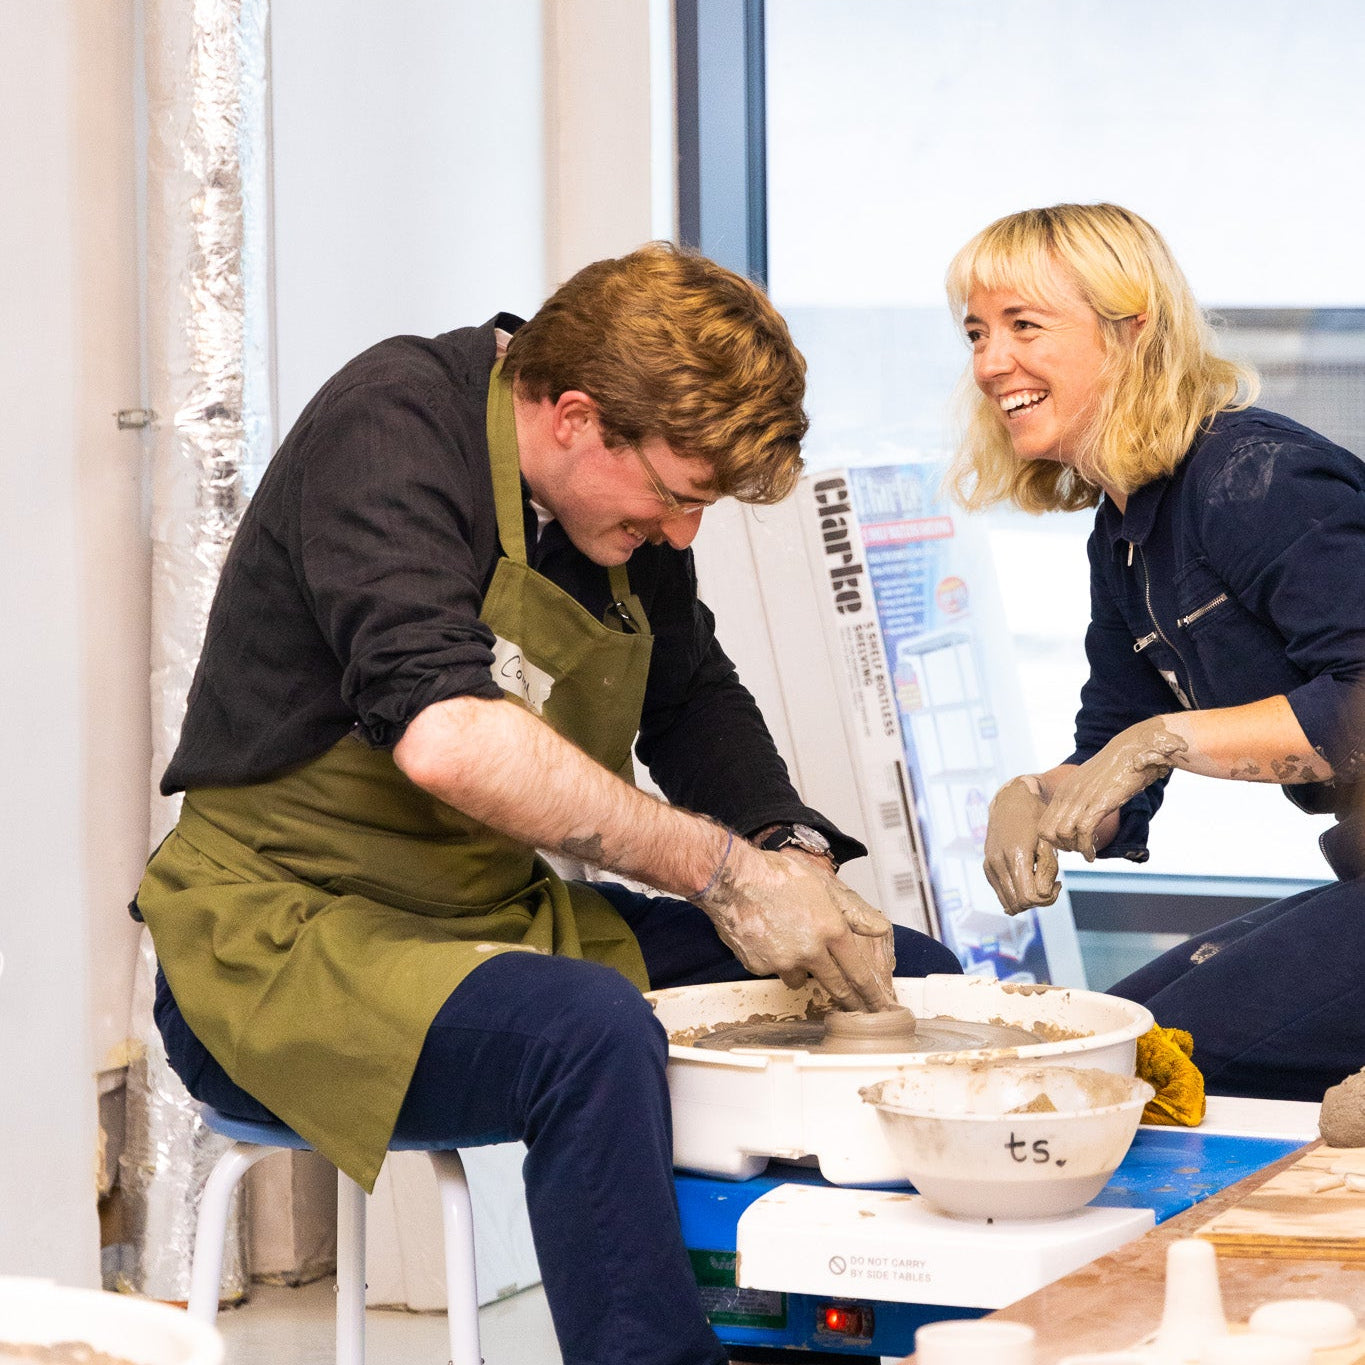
top-left (791, 824), bottom-right (830, 853)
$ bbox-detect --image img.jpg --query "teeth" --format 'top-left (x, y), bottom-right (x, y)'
top-left (1000, 390), bottom-right (1048, 413)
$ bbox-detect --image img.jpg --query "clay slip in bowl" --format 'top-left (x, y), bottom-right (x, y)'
top-left (862, 1063), bottom-right (1154, 1220)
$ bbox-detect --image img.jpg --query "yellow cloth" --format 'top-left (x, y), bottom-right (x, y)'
top-left (1135, 1024), bottom-right (1206, 1126)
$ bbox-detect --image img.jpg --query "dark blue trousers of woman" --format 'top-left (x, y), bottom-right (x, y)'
top-left (1108, 875), bottom-right (1365, 1104)
top-left (156, 884), bottom-right (961, 1365)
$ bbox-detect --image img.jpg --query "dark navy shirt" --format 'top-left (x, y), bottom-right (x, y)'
top-left (163, 317), bottom-right (865, 864)
top-left (1066, 407), bottom-right (1365, 860)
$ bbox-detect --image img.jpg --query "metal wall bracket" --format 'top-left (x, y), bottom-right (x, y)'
top-left (116, 408), bottom-right (157, 429)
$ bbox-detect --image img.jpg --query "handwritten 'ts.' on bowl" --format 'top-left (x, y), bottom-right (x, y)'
top-left (861, 1063), bottom-right (1154, 1220)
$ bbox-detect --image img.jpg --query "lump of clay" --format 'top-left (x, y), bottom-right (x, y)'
top-left (821, 1005), bottom-right (918, 1053)
top-left (1319, 1068), bottom-right (1365, 1148)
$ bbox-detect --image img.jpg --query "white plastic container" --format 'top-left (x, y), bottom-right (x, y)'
top-left (0, 1279), bottom-right (223, 1365)
top-left (648, 974), bottom-right (1153, 1184)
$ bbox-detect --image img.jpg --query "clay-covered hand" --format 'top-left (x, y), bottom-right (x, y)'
top-left (1040, 718), bottom-right (1188, 859)
top-left (983, 777), bottom-right (1061, 916)
top-left (694, 846), bottom-right (897, 1012)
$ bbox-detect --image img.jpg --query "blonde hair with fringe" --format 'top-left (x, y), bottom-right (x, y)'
top-left (945, 203), bottom-right (1258, 513)
top-left (505, 242), bottom-right (808, 505)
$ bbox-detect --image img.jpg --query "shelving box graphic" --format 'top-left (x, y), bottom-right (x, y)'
top-left (797, 463), bottom-right (1082, 985)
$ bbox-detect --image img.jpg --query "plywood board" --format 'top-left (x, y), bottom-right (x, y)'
top-left (919, 1143), bottom-right (1365, 1364)
top-left (1195, 1146), bottom-right (1365, 1260)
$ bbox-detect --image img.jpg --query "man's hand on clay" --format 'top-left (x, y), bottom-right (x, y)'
top-left (694, 845), bottom-right (896, 1012)
top-left (983, 776), bottom-right (1061, 916)
top-left (1040, 719), bottom-right (1187, 859)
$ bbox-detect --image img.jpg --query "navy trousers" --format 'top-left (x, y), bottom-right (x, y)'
top-left (1108, 876), bottom-right (1365, 1103)
top-left (156, 884), bottom-right (961, 1365)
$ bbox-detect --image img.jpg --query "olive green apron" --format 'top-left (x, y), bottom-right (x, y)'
top-left (139, 361), bottom-right (654, 1190)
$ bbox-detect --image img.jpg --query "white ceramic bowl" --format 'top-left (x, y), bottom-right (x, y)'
top-left (861, 1063), bottom-right (1154, 1219)
top-left (0, 1279), bottom-right (223, 1365)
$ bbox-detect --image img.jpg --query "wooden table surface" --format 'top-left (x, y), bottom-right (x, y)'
top-left (897, 1141), bottom-right (1365, 1362)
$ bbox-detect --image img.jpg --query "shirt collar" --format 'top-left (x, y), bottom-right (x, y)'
top-left (1100, 473), bottom-right (1168, 549)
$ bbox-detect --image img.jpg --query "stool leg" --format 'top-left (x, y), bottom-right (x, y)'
top-left (336, 1169), bottom-right (368, 1365)
top-left (430, 1150), bottom-right (481, 1365)
top-left (188, 1142), bottom-right (274, 1323)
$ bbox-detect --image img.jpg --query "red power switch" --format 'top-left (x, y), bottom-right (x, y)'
top-left (820, 1304), bottom-right (872, 1338)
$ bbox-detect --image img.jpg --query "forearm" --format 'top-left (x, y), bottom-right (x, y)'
top-left (394, 694), bottom-right (735, 898)
top-left (1040, 696), bottom-right (1334, 860)
top-left (1161, 695), bottom-right (1333, 783)
top-left (394, 694), bottom-right (897, 1009)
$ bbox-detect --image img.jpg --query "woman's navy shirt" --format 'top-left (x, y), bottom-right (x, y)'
top-left (1066, 406), bottom-right (1365, 861)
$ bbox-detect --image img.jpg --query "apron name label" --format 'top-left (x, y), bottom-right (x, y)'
top-left (492, 635), bottom-right (555, 714)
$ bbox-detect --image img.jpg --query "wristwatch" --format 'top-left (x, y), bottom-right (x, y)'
top-left (757, 823), bottom-right (837, 870)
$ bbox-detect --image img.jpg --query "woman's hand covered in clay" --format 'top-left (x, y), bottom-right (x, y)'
top-left (983, 777), bottom-right (1061, 916)
top-left (695, 847), bottom-right (897, 1012)
top-left (1040, 719), bottom-right (1188, 859)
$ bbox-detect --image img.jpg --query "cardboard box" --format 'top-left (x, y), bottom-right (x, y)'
top-left (796, 464), bottom-right (1083, 985)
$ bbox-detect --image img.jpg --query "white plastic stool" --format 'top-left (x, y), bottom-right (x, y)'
top-left (187, 1105), bottom-right (481, 1365)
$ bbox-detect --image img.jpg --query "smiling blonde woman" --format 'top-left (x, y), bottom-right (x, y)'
top-left (946, 202), bottom-right (1365, 1108)
top-left (947, 202), bottom-right (1254, 512)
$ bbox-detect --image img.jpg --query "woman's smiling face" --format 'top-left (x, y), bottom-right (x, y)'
top-left (964, 267), bottom-right (1111, 468)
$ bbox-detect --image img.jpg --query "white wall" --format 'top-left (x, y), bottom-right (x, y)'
top-left (269, 2), bottom-right (549, 433)
top-left (544, 0), bottom-right (676, 288)
top-left (269, 0), bottom-right (676, 434)
top-left (0, 1), bottom-right (150, 1286)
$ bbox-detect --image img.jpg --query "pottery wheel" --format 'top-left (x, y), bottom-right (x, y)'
top-left (691, 1014), bottom-right (1041, 1055)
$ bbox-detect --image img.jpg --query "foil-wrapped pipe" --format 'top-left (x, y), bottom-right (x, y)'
top-left (118, 931), bottom-right (249, 1304)
top-left (125, 0), bottom-right (272, 1303)
top-left (145, 0), bottom-right (271, 836)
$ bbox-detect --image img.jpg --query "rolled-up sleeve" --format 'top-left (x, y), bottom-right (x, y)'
top-left (295, 380), bottom-right (503, 747)
top-left (1195, 436), bottom-right (1365, 779)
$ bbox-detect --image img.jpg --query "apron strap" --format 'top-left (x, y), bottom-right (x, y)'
top-left (486, 359), bottom-right (530, 565)
top-left (606, 563), bottom-right (650, 635)
top-left (487, 358), bottom-right (648, 633)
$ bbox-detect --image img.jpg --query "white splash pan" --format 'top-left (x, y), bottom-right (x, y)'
top-left (0, 1278), bottom-right (224, 1365)
top-left (648, 973), bottom-right (1153, 1185)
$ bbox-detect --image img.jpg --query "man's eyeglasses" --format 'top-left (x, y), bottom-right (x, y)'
top-left (630, 443), bottom-right (712, 520)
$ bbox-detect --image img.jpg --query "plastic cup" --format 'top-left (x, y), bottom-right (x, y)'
top-left (1201, 1335), bottom-right (1312, 1364)
top-left (914, 1317), bottom-right (1036, 1363)
top-left (1248, 1298), bottom-right (1359, 1349)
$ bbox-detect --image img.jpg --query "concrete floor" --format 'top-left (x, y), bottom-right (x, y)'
top-left (215, 1277), bottom-right (562, 1364)
top-left (213, 1279), bottom-right (905, 1363)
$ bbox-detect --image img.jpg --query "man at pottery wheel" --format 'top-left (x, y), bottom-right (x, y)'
top-left (134, 243), bottom-right (961, 1365)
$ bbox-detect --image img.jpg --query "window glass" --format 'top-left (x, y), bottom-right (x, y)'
top-left (766, 0), bottom-right (1365, 880)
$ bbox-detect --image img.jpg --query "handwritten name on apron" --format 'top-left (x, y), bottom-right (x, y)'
top-left (492, 634), bottom-right (555, 714)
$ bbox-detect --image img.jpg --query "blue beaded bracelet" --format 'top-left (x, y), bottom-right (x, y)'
top-left (688, 829), bottom-right (735, 902)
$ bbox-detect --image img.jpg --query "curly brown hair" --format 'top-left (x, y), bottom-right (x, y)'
top-left (503, 242), bottom-right (808, 504)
